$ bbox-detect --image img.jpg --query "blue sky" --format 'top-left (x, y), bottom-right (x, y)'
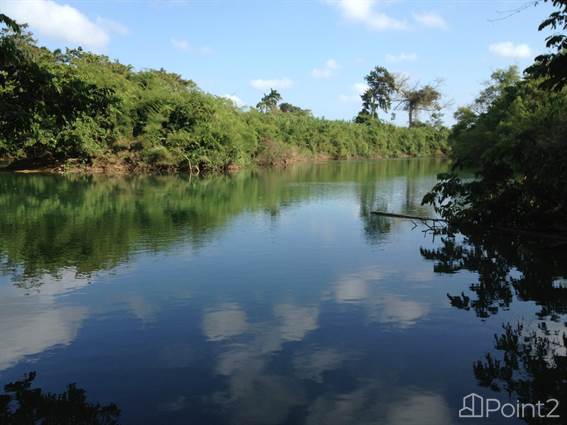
top-left (0, 0), bottom-right (556, 124)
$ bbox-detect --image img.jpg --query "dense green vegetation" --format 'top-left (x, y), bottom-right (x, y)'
top-left (0, 15), bottom-right (448, 174)
top-left (423, 0), bottom-right (567, 234)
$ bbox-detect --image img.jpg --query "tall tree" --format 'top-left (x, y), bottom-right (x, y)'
top-left (256, 89), bottom-right (282, 113)
top-left (0, 13), bottom-right (20, 33)
top-left (526, 0), bottom-right (567, 91)
top-left (279, 102), bottom-right (310, 115)
top-left (357, 66), bottom-right (397, 122)
top-left (397, 83), bottom-right (442, 127)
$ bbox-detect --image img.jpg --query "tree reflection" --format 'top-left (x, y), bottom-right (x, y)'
top-left (0, 372), bottom-right (120, 425)
top-left (420, 231), bottom-right (567, 319)
top-left (474, 322), bottom-right (566, 424)
top-left (0, 159), bottom-right (446, 289)
top-left (358, 159), bottom-right (446, 244)
top-left (421, 230), bottom-right (567, 424)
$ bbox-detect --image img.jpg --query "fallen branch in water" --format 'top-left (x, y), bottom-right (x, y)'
top-left (371, 211), bottom-right (447, 222)
top-left (372, 211), bottom-right (567, 246)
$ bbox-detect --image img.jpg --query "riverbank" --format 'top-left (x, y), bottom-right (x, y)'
top-left (2, 149), bottom-right (447, 176)
top-left (0, 136), bottom-right (447, 176)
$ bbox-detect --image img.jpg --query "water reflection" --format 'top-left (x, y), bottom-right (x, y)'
top-left (305, 387), bottom-right (452, 425)
top-left (421, 230), bottom-right (567, 423)
top-left (332, 267), bottom-right (430, 328)
top-left (421, 231), bottom-right (567, 319)
top-left (0, 269), bottom-right (89, 370)
top-left (474, 321), bottom-right (567, 423)
top-left (333, 268), bottom-right (384, 303)
top-left (0, 372), bottom-right (120, 425)
top-left (275, 304), bottom-right (320, 342)
top-left (0, 159), bottom-right (446, 287)
top-left (1, 159), bottom-right (500, 425)
top-left (203, 304), bottom-right (249, 341)
top-left (372, 295), bottom-right (430, 328)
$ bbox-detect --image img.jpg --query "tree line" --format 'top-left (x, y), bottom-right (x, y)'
top-left (0, 13), bottom-right (448, 174)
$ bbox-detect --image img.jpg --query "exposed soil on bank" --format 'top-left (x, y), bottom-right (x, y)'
top-left (1, 151), bottom-right (444, 176)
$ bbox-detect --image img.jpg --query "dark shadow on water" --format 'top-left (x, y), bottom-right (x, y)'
top-left (0, 372), bottom-right (120, 425)
top-left (420, 230), bottom-right (567, 319)
top-left (421, 229), bottom-right (567, 424)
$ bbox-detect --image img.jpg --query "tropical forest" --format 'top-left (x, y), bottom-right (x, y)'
top-left (0, 0), bottom-right (566, 424)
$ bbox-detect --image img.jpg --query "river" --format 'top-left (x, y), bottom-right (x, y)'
top-left (0, 159), bottom-right (564, 424)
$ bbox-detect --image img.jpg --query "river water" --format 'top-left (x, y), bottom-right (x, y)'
top-left (0, 159), bottom-right (565, 424)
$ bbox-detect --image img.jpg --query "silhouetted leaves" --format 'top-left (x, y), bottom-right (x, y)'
top-left (526, 0), bottom-right (567, 91)
top-left (0, 372), bottom-right (120, 425)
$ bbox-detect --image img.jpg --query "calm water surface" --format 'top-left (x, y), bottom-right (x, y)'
top-left (0, 159), bottom-right (565, 424)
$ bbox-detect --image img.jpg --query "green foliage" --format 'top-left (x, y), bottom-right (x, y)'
top-left (256, 89), bottom-right (282, 113)
top-left (423, 1), bottom-right (567, 234)
top-left (424, 0), bottom-right (567, 232)
top-left (470, 66), bottom-right (521, 115)
top-left (0, 16), bottom-right (449, 173)
top-left (279, 102), bottom-right (310, 115)
top-left (0, 14), bottom-right (20, 33)
top-left (424, 67), bottom-right (567, 232)
top-left (356, 66), bottom-right (443, 127)
top-left (526, 0), bottom-right (567, 91)
top-left (357, 66), bottom-right (397, 121)
top-left (397, 84), bottom-right (442, 127)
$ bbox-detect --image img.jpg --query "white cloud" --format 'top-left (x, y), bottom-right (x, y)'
top-left (202, 304), bottom-right (248, 341)
top-left (338, 94), bottom-right (356, 102)
top-left (386, 52), bottom-right (417, 62)
top-left (412, 11), bottom-right (448, 29)
top-left (1, 0), bottom-right (113, 51)
top-left (312, 58), bottom-right (339, 79)
top-left (170, 37), bottom-right (214, 55)
top-left (339, 82), bottom-right (368, 102)
top-left (274, 304), bottom-right (319, 341)
top-left (170, 37), bottom-right (190, 51)
top-left (199, 46), bottom-right (215, 55)
top-left (354, 82), bottom-right (369, 95)
top-left (96, 17), bottom-right (129, 35)
top-left (335, 277), bottom-right (368, 303)
top-left (293, 348), bottom-right (344, 383)
top-left (328, 0), bottom-right (408, 31)
top-left (0, 268), bottom-right (91, 371)
top-left (250, 78), bottom-right (294, 91)
top-left (489, 41), bottom-right (532, 59)
top-left (375, 295), bottom-right (430, 328)
top-left (387, 392), bottom-right (452, 425)
top-left (0, 306), bottom-right (87, 371)
top-left (223, 94), bottom-right (246, 108)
